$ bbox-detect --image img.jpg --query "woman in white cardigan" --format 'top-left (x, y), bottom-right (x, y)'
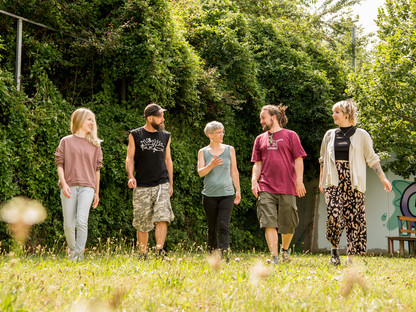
top-left (319, 100), bottom-right (392, 266)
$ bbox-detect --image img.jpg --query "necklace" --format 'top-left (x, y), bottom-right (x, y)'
top-left (339, 126), bottom-right (354, 137)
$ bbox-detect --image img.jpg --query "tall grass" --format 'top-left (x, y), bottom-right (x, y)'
top-left (1, 246), bottom-right (415, 311)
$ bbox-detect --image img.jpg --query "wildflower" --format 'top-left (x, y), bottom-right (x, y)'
top-left (340, 265), bottom-right (368, 297)
top-left (250, 260), bottom-right (270, 284)
top-left (0, 197), bottom-right (47, 243)
top-left (207, 250), bottom-right (222, 270)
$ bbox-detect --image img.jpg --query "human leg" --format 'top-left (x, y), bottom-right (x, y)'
top-left (281, 234), bottom-right (293, 250)
top-left (217, 195), bottom-right (234, 253)
top-left (326, 161), bottom-right (349, 265)
top-left (155, 221), bottom-right (167, 250)
top-left (132, 187), bottom-right (156, 255)
top-left (61, 186), bottom-right (78, 255)
top-left (265, 227), bottom-right (278, 257)
top-left (137, 231), bottom-right (149, 254)
top-left (276, 194), bottom-right (298, 262)
top-left (74, 186), bottom-right (94, 257)
top-left (325, 186), bottom-right (346, 249)
top-left (203, 195), bottom-right (219, 251)
top-left (345, 188), bottom-right (366, 260)
top-left (257, 192), bottom-right (279, 259)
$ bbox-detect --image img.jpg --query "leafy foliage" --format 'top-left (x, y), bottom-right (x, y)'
top-left (348, 0), bottom-right (416, 179)
top-left (0, 0), bottom-right (357, 250)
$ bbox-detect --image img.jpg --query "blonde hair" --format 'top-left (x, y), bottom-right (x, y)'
top-left (333, 100), bottom-right (357, 126)
top-left (71, 108), bottom-right (102, 147)
top-left (261, 103), bottom-right (288, 127)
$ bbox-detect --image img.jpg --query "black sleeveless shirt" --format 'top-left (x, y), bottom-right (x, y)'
top-left (130, 127), bottom-right (170, 187)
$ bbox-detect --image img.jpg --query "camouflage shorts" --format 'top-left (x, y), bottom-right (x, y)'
top-left (132, 182), bottom-right (174, 232)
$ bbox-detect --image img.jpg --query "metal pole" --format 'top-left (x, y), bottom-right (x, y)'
top-left (16, 18), bottom-right (22, 91)
top-left (352, 26), bottom-right (356, 73)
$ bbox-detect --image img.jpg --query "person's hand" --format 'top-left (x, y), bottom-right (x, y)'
top-left (319, 185), bottom-right (324, 194)
top-left (296, 180), bottom-right (306, 197)
top-left (382, 177), bottom-right (392, 192)
top-left (92, 193), bottom-right (99, 209)
top-left (251, 181), bottom-right (261, 198)
top-left (170, 185), bottom-right (173, 197)
top-left (234, 191), bottom-right (241, 205)
top-left (62, 183), bottom-right (71, 198)
top-left (127, 178), bottom-right (137, 189)
top-left (209, 155), bottom-right (223, 168)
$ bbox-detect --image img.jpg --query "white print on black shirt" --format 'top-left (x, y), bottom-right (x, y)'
top-left (268, 139), bottom-right (283, 150)
top-left (140, 138), bottom-right (164, 152)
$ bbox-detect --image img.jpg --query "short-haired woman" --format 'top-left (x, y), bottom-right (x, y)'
top-left (55, 108), bottom-right (103, 260)
top-left (319, 100), bottom-right (392, 265)
top-left (197, 121), bottom-right (241, 258)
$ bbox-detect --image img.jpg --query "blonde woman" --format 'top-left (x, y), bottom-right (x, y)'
top-left (319, 100), bottom-right (391, 266)
top-left (55, 108), bottom-right (103, 260)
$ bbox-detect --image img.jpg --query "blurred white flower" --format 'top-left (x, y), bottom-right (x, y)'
top-left (340, 265), bottom-right (368, 297)
top-left (207, 250), bottom-right (222, 270)
top-left (0, 197), bottom-right (46, 225)
top-left (0, 197), bottom-right (47, 243)
top-left (250, 260), bottom-right (270, 284)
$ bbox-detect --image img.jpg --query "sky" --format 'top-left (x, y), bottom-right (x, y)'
top-left (352, 0), bottom-right (386, 35)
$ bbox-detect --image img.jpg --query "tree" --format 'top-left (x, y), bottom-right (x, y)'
top-left (348, 0), bottom-right (416, 179)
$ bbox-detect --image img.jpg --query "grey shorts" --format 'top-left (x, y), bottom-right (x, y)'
top-left (132, 182), bottom-right (174, 232)
top-left (256, 192), bottom-right (299, 234)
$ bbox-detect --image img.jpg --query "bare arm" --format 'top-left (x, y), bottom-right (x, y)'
top-left (230, 146), bottom-right (241, 205)
top-left (57, 166), bottom-right (71, 198)
top-left (165, 137), bottom-right (173, 197)
top-left (251, 161), bottom-right (262, 198)
top-left (126, 133), bottom-right (136, 188)
top-left (295, 157), bottom-right (306, 197)
top-left (93, 170), bottom-right (100, 208)
top-left (371, 162), bottom-right (392, 192)
top-left (319, 164), bottom-right (324, 194)
top-left (197, 149), bottom-right (223, 177)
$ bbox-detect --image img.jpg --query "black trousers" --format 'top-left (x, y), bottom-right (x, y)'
top-left (202, 195), bottom-right (234, 252)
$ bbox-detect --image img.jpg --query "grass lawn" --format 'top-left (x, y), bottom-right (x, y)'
top-left (1, 249), bottom-right (415, 311)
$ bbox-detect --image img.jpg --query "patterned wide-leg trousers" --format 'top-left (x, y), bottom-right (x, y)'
top-left (325, 161), bottom-right (367, 255)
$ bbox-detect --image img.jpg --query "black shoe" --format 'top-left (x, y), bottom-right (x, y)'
top-left (330, 249), bottom-right (340, 266)
top-left (138, 253), bottom-right (147, 261)
top-left (157, 248), bottom-right (167, 259)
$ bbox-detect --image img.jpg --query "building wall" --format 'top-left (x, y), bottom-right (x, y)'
top-left (315, 167), bottom-right (416, 253)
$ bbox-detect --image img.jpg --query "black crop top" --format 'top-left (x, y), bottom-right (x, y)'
top-left (334, 126), bottom-right (356, 161)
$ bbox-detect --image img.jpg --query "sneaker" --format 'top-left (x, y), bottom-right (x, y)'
top-left (330, 249), bottom-right (340, 266)
top-left (221, 250), bottom-right (230, 263)
top-left (138, 253), bottom-right (147, 261)
top-left (271, 256), bottom-right (279, 265)
top-left (157, 248), bottom-right (167, 259)
top-left (280, 247), bottom-right (290, 263)
top-left (345, 258), bottom-right (353, 266)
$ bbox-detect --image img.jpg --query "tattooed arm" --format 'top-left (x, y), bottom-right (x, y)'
top-left (371, 162), bottom-right (392, 192)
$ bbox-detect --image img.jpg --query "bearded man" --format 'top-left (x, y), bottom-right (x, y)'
top-left (126, 103), bottom-right (174, 259)
top-left (251, 104), bottom-right (307, 264)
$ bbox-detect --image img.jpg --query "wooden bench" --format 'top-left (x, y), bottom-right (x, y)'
top-left (387, 216), bottom-right (416, 256)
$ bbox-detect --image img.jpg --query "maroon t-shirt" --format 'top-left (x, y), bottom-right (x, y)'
top-left (251, 129), bottom-right (306, 196)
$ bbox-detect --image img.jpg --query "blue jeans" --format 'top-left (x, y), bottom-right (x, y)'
top-left (61, 186), bottom-right (94, 256)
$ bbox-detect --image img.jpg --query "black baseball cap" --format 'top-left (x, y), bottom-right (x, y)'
top-left (144, 104), bottom-right (166, 118)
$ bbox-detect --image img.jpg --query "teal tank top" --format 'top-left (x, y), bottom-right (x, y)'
top-left (202, 145), bottom-right (235, 197)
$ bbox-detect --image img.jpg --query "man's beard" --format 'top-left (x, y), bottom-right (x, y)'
top-left (262, 120), bottom-right (273, 132)
top-left (151, 121), bottom-right (165, 131)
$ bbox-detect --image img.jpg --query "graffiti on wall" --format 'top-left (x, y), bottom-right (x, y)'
top-left (384, 180), bottom-right (416, 230)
